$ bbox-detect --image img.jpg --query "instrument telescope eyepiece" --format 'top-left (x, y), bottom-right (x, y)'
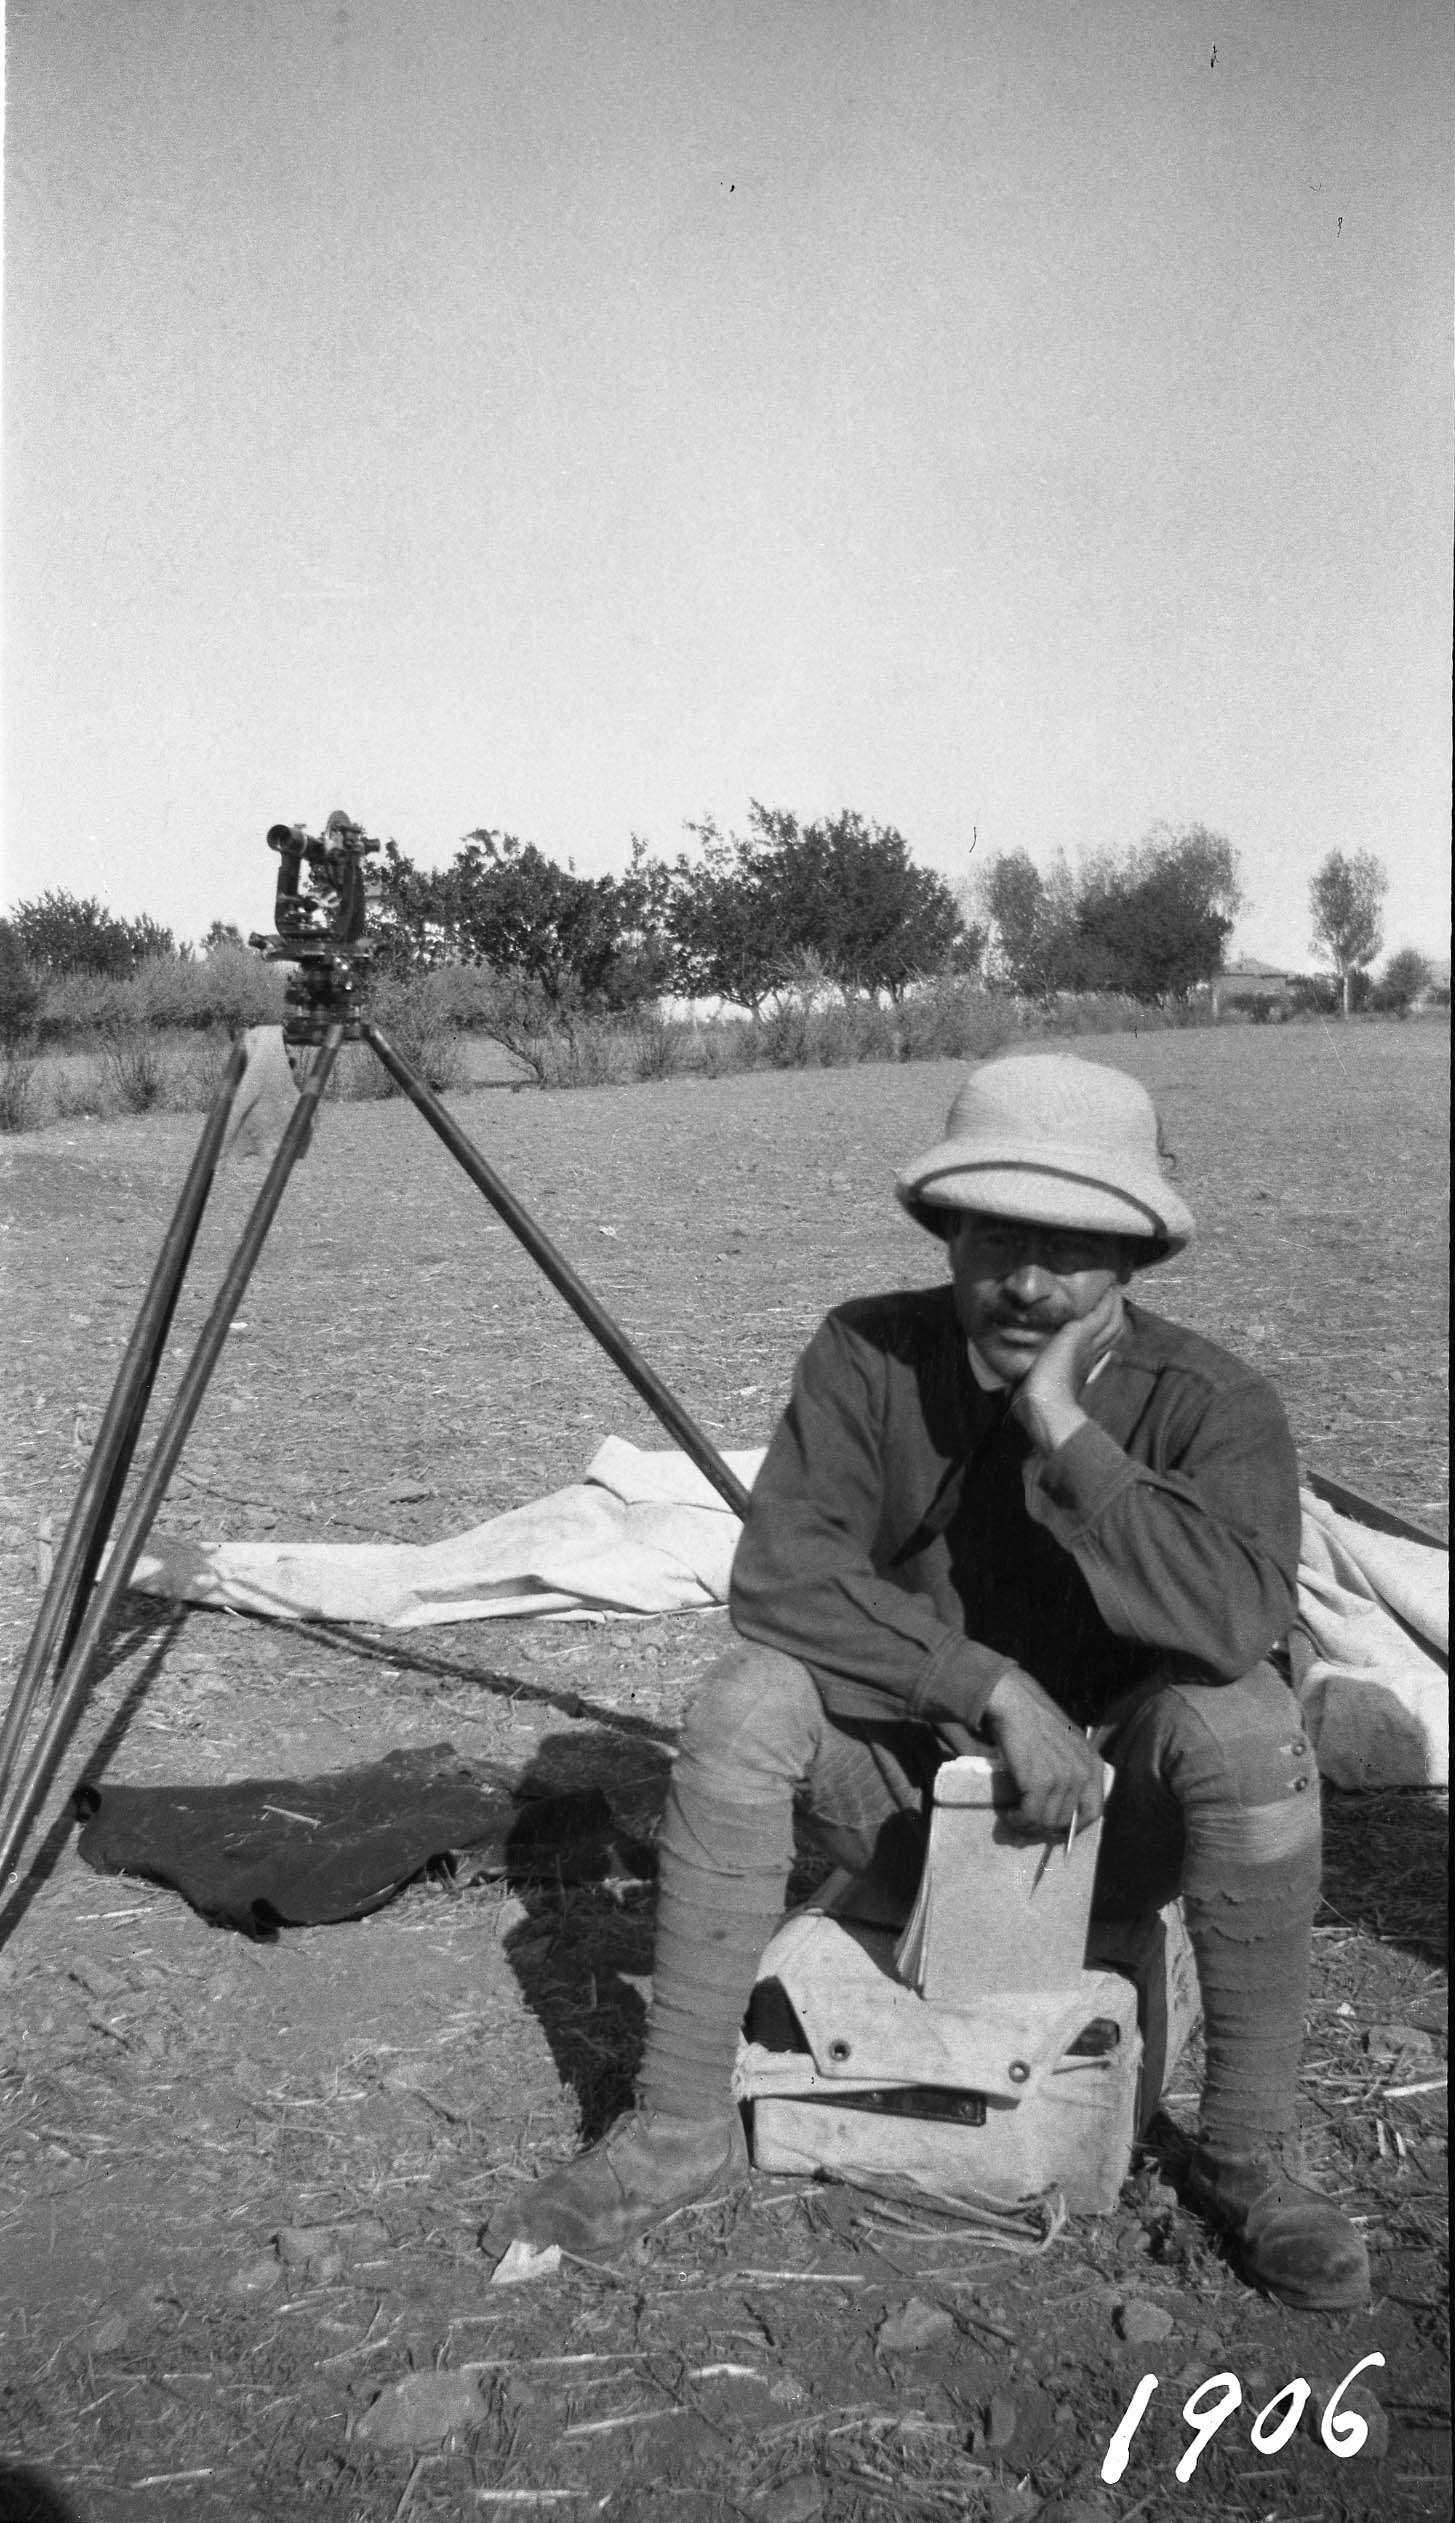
top-left (261, 810), bottom-right (379, 960)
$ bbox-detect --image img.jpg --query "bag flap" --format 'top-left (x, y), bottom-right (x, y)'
top-left (754, 1913), bottom-right (1108, 2096)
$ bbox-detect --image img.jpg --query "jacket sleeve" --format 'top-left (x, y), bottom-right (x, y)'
top-left (1024, 1377), bottom-right (1301, 1680)
top-left (729, 1311), bottom-right (1025, 1730)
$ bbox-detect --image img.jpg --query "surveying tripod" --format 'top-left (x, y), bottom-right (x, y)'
top-left (0, 812), bottom-right (752, 1895)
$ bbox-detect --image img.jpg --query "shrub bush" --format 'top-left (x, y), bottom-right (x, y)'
top-left (37, 971), bottom-right (135, 1041)
top-left (335, 1042), bottom-right (394, 1101)
top-left (179, 947), bottom-right (287, 1032)
top-left (365, 972), bottom-right (467, 1096)
top-left (1216, 992), bottom-right (1284, 1026)
top-left (812, 996), bottom-right (899, 1067)
top-left (0, 1048), bottom-right (39, 1132)
top-left (0, 946), bottom-right (1249, 1138)
top-left (896, 979), bottom-right (1018, 1062)
top-left (629, 1011), bottom-right (687, 1081)
top-left (37, 952), bottom-right (284, 1041)
top-left (170, 1032), bottom-right (244, 1113)
top-left (1033, 989), bottom-right (1178, 1037)
top-left (53, 1059), bottom-right (114, 1120)
top-left (697, 1020), bottom-right (748, 1079)
top-left (0, 923), bottom-right (40, 1042)
top-left (756, 993), bottom-right (816, 1068)
top-left (534, 1018), bottom-right (635, 1089)
top-left (101, 1027), bottom-right (167, 1114)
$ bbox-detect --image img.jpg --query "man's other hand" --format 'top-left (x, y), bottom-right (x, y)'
top-left (982, 1667), bottom-right (1105, 1834)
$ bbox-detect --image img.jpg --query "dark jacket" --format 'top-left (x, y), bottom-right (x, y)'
top-left (729, 1287), bottom-right (1301, 1733)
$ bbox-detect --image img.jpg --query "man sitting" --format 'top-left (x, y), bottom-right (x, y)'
top-left (487, 1052), bottom-right (1369, 2310)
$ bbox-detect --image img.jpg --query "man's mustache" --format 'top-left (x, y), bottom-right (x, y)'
top-left (990, 1304), bottom-right (1075, 1334)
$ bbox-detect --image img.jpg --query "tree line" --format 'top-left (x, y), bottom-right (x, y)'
top-left (363, 808), bottom-right (976, 1012)
top-left (1, 813), bottom-right (1436, 1034)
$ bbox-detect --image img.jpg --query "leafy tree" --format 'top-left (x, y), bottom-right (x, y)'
top-left (665, 818), bottom-right (783, 1012)
top-left (0, 920), bottom-right (41, 1040)
top-left (12, 890), bottom-right (138, 978)
top-left (366, 839), bottom-right (453, 975)
top-left (1309, 849), bottom-right (1387, 1016)
top-left (1370, 946), bottom-right (1433, 1016)
top-left (201, 919), bottom-right (246, 955)
top-left (440, 832), bottom-right (636, 1008)
top-left (607, 836), bottom-right (678, 1009)
top-left (1293, 967), bottom-right (1373, 1017)
top-left (754, 806), bottom-right (969, 997)
top-left (1069, 825), bottom-right (1242, 1001)
top-left (362, 809), bottom-right (969, 1015)
top-left (124, 914), bottom-right (178, 962)
top-left (982, 825), bottom-right (1240, 1003)
top-left (365, 832), bottom-right (669, 1010)
top-left (668, 805), bottom-right (970, 1008)
top-left (981, 850), bottom-right (1071, 996)
top-left (10, 891), bottom-right (177, 977)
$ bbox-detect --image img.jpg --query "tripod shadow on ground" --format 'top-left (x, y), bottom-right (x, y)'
top-left (0, 1602), bottom-right (185, 1950)
top-left (498, 1725), bottom-right (674, 2144)
top-left (245, 1608), bottom-right (682, 1747)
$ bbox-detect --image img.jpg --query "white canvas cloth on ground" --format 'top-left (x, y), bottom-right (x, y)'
top-left (129, 1440), bottom-right (767, 1628)
top-left (1294, 1486), bottom-right (1448, 1790)
top-left (128, 1443), bottom-right (1447, 1786)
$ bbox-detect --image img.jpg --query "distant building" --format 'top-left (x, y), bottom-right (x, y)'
top-left (1208, 959), bottom-right (1305, 1017)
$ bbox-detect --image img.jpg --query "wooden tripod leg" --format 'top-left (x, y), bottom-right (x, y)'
top-left (0, 1033), bottom-right (251, 1808)
top-left (0, 1027), bottom-right (345, 1893)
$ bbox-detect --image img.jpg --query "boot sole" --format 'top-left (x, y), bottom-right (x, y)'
top-left (483, 2147), bottom-right (750, 2265)
top-left (1238, 2247), bottom-right (1372, 2313)
top-left (558, 2166), bottom-right (751, 2265)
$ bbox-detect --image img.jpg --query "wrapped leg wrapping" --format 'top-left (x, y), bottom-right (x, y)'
top-left (1183, 1840), bottom-right (1322, 2149)
top-left (640, 1779), bottom-right (793, 2119)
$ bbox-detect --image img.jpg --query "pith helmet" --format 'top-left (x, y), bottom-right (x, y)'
top-left (896, 1052), bottom-right (1194, 1260)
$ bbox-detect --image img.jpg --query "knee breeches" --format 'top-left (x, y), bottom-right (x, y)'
top-left (674, 1640), bottom-right (1322, 1918)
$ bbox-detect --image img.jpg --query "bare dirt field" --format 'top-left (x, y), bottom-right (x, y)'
top-left (0, 1021), bottom-right (1448, 2523)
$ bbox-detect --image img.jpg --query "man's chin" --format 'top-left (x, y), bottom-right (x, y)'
top-left (981, 1331), bottom-right (1047, 1383)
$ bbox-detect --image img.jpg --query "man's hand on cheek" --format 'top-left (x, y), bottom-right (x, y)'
top-left (1011, 1282), bottom-right (1125, 1456)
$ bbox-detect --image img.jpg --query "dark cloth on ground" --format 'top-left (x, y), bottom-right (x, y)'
top-left (74, 1743), bottom-right (632, 1936)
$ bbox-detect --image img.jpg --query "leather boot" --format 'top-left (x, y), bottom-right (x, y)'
top-left (1184, 2136), bottom-right (1371, 2310)
top-left (483, 2107), bottom-right (749, 2263)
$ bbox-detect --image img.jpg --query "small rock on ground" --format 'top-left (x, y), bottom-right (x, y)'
top-left (878, 2295), bottom-right (956, 2352)
top-left (226, 2253), bottom-right (284, 2302)
top-left (1115, 2298), bottom-right (1175, 2343)
top-left (982, 2485), bottom-right (1041, 2522)
top-left (1308, 2377), bottom-right (1390, 2460)
top-left (756, 2477), bottom-right (825, 2523)
top-left (354, 2369), bottom-right (486, 2448)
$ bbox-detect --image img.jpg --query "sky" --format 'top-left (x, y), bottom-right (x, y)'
top-left (3, 0), bottom-right (1451, 970)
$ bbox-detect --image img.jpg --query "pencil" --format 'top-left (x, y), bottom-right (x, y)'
top-left (1064, 1809), bottom-right (1078, 1865)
